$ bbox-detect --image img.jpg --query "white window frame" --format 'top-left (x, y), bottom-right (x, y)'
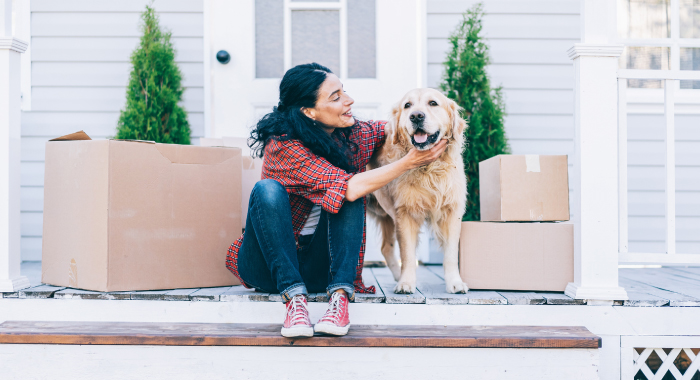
top-left (618, 0), bottom-right (700, 106)
top-left (283, 0), bottom-right (348, 79)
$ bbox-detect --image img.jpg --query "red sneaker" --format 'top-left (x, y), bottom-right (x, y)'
top-left (314, 291), bottom-right (350, 336)
top-left (281, 294), bottom-right (313, 338)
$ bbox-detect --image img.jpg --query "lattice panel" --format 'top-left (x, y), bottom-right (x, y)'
top-left (633, 348), bottom-right (700, 380)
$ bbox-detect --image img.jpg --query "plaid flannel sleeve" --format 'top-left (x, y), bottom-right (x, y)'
top-left (267, 139), bottom-right (354, 214)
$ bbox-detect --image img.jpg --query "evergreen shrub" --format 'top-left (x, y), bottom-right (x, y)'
top-left (116, 5), bottom-right (191, 144)
top-left (440, 3), bottom-right (510, 221)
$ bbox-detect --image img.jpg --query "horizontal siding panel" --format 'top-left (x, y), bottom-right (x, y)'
top-left (628, 216), bottom-right (700, 243)
top-left (22, 112), bottom-right (204, 138)
top-left (31, 37), bottom-right (203, 62)
top-left (428, 63), bottom-right (573, 89)
top-left (33, 62), bottom-right (203, 88)
top-left (628, 140), bottom-right (700, 167)
top-left (21, 237), bottom-right (42, 261)
top-left (21, 212), bottom-right (43, 238)
top-left (32, 0), bottom-right (203, 13)
top-left (501, 89), bottom-right (573, 115)
top-left (31, 12), bottom-right (203, 37)
top-left (20, 117), bottom-right (204, 163)
top-left (428, 38), bottom-right (574, 65)
top-left (504, 115), bottom-right (573, 140)
top-left (427, 14), bottom-right (579, 39)
top-left (21, 162), bottom-right (45, 187)
top-left (628, 166), bottom-right (700, 191)
top-left (628, 191), bottom-right (700, 217)
top-left (427, 0), bottom-right (579, 14)
top-left (627, 114), bottom-right (700, 140)
top-left (507, 139), bottom-right (573, 155)
top-left (31, 87), bottom-right (204, 112)
top-left (21, 187), bottom-right (44, 212)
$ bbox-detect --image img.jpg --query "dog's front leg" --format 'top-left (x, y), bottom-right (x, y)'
top-left (394, 210), bottom-right (420, 294)
top-left (438, 212), bottom-right (469, 294)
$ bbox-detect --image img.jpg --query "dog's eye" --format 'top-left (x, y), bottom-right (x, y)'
top-left (404, 102), bottom-right (411, 109)
top-left (429, 100), bottom-right (438, 106)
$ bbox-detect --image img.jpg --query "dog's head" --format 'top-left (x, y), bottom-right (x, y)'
top-left (390, 88), bottom-right (466, 151)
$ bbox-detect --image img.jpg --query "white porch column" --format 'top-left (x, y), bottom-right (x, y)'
top-left (0, 0), bottom-right (29, 292)
top-left (564, 0), bottom-right (628, 301)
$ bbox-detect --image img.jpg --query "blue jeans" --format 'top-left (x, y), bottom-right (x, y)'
top-left (237, 179), bottom-right (363, 302)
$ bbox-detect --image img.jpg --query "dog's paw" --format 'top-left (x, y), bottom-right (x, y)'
top-left (445, 279), bottom-right (469, 294)
top-left (394, 280), bottom-right (416, 294)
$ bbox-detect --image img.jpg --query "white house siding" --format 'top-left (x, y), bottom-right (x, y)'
top-left (427, 0), bottom-right (700, 256)
top-left (20, 0), bottom-right (205, 261)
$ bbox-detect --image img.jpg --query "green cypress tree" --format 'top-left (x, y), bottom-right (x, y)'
top-left (116, 5), bottom-right (191, 144)
top-left (440, 3), bottom-right (510, 221)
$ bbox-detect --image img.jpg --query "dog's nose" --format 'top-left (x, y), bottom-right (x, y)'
top-left (409, 111), bottom-right (425, 123)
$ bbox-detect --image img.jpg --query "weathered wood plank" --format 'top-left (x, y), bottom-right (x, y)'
top-left (19, 284), bottom-right (66, 299)
top-left (0, 321), bottom-right (601, 348)
top-left (618, 276), bottom-right (695, 307)
top-left (188, 287), bottom-right (233, 302)
top-left (498, 291), bottom-right (547, 305)
top-left (371, 267), bottom-right (426, 304)
top-left (355, 267), bottom-right (385, 303)
top-left (416, 266), bottom-right (471, 305)
top-left (308, 293), bottom-right (328, 303)
top-left (620, 269), bottom-right (700, 300)
top-left (421, 265), bottom-right (506, 305)
top-left (540, 292), bottom-right (586, 305)
top-left (219, 286), bottom-right (271, 302)
top-left (129, 288), bottom-right (198, 301)
top-left (53, 288), bottom-right (131, 300)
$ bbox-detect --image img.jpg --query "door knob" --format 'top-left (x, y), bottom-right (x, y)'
top-left (216, 50), bottom-right (231, 64)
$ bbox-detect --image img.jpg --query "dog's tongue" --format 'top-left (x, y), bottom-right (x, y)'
top-left (414, 132), bottom-right (428, 143)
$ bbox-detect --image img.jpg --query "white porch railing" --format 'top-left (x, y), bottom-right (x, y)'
top-left (617, 69), bottom-right (700, 265)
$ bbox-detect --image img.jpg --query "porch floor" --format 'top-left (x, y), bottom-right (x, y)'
top-left (5, 261), bottom-right (700, 307)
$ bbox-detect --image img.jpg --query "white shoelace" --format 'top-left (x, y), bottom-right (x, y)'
top-left (287, 295), bottom-right (310, 326)
top-left (320, 292), bottom-right (345, 324)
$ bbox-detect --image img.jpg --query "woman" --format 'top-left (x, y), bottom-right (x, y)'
top-left (225, 63), bottom-right (447, 338)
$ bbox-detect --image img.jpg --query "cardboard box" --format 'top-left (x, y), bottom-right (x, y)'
top-left (460, 221), bottom-right (573, 291)
top-left (199, 137), bottom-right (263, 227)
top-left (479, 155), bottom-right (570, 221)
top-left (42, 132), bottom-right (242, 291)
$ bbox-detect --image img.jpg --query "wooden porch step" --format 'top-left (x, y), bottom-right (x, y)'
top-left (0, 321), bottom-right (600, 348)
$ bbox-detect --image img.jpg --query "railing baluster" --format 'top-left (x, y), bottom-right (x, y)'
top-left (618, 79), bottom-right (628, 253)
top-left (664, 79), bottom-right (676, 255)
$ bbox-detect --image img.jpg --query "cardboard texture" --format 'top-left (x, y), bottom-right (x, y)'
top-left (42, 133), bottom-right (242, 292)
top-left (479, 155), bottom-right (570, 221)
top-left (459, 222), bottom-right (574, 292)
top-left (199, 137), bottom-right (263, 226)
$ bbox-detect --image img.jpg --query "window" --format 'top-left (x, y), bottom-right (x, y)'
top-left (618, 0), bottom-right (700, 89)
top-left (255, 0), bottom-right (376, 79)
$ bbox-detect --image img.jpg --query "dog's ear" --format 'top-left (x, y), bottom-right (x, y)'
top-left (448, 99), bottom-right (467, 139)
top-left (390, 101), bottom-right (404, 145)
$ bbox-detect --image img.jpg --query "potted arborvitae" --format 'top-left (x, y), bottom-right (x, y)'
top-left (440, 3), bottom-right (510, 221)
top-left (116, 5), bottom-right (191, 144)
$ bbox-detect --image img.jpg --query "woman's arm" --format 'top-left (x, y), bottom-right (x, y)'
top-left (345, 139), bottom-right (449, 202)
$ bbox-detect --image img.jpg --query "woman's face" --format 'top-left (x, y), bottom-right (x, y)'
top-left (302, 74), bottom-right (355, 133)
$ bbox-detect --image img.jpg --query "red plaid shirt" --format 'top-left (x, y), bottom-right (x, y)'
top-left (226, 120), bottom-right (386, 294)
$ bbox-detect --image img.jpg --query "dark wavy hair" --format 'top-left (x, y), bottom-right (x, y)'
top-left (248, 63), bottom-right (358, 173)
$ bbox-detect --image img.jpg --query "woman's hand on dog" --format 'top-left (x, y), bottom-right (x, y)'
top-left (402, 139), bottom-right (448, 169)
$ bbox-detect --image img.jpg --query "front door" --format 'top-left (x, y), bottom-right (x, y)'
top-left (207, 0), bottom-right (427, 261)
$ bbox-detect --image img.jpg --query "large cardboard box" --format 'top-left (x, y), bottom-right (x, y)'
top-left (460, 221), bottom-right (573, 291)
top-left (42, 132), bottom-right (242, 291)
top-left (479, 155), bottom-right (570, 221)
top-left (199, 137), bottom-right (263, 226)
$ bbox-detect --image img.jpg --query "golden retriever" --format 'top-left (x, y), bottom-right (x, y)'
top-left (368, 88), bottom-right (469, 294)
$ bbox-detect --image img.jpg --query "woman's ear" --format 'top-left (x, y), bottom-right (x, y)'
top-left (390, 101), bottom-right (403, 145)
top-left (301, 107), bottom-right (315, 121)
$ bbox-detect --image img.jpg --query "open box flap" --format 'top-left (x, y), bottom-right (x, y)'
top-left (49, 131), bottom-right (92, 141)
